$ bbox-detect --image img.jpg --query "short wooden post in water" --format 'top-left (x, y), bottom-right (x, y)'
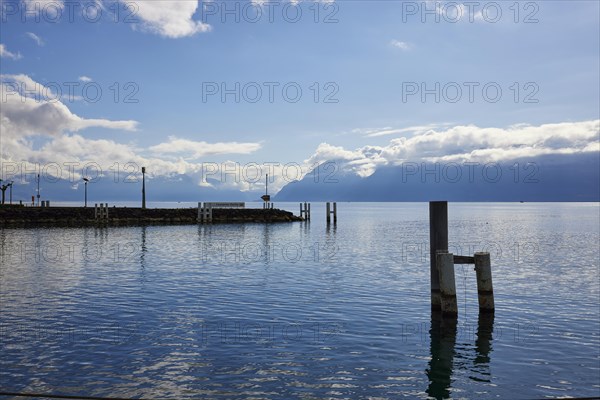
top-left (333, 202), bottom-right (337, 224)
top-left (437, 251), bottom-right (458, 316)
top-left (307, 203), bottom-right (311, 220)
top-left (429, 201), bottom-right (448, 311)
top-left (474, 252), bottom-right (495, 312)
top-left (326, 202), bottom-right (331, 224)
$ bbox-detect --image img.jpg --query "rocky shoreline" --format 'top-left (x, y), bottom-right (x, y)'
top-left (0, 206), bottom-right (303, 227)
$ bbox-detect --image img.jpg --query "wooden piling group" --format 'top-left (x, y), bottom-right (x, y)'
top-left (429, 201), bottom-right (494, 316)
top-left (300, 202), bottom-right (311, 221)
top-left (326, 202), bottom-right (337, 224)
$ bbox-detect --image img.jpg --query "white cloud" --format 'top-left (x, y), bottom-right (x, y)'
top-left (306, 121), bottom-right (600, 177)
top-left (78, 76), bottom-right (93, 82)
top-left (1, 74), bottom-right (138, 138)
top-left (125, 0), bottom-right (211, 38)
top-left (149, 137), bottom-right (262, 159)
top-left (356, 124), bottom-right (452, 137)
top-left (25, 32), bottom-right (45, 46)
top-left (0, 44), bottom-right (22, 60)
top-left (24, 0), bottom-right (64, 7)
top-left (0, 74), bottom-right (265, 189)
top-left (390, 40), bottom-right (413, 51)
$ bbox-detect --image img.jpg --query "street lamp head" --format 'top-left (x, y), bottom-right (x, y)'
top-left (83, 178), bottom-right (89, 182)
top-left (142, 167), bottom-right (146, 174)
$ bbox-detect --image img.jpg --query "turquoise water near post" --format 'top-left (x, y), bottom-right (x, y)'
top-left (1, 203), bottom-right (599, 399)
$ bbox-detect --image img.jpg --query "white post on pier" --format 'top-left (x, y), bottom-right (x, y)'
top-left (474, 252), bottom-right (495, 312)
top-left (95, 203), bottom-right (108, 221)
top-left (437, 251), bottom-right (458, 316)
top-left (197, 203), bottom-right (213, 223)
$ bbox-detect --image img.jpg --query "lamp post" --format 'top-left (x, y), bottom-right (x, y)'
top-left (9, 181), bottom-right (13, 205)
top-left (37, 173), bottom-right (40, 207)
top-left (83, 178), bottom-right (89, 207)
top-left (0, 180), bottom-right (7, 205)
top-left (260, 174), bottom-right (270, 208)
top-left (0, 180), bottom-right (11, 205)
top-left (141, 167), bottom-right (146, 209)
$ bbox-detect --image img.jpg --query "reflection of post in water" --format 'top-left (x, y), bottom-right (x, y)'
top-left (140, 225), bottom-right (147, 270)
top-left (263, 222), bottom-right (271, 264)
top-left (326, 220), bottom-right (337, 235)
top-left (475, 311), bottom-right (494, 368)
top-left (197, 223), bottom-right (212, 262)
top-left (0, 229), bottom-right (5, 268)
top-left (426, 311), bottom-right (457, 400)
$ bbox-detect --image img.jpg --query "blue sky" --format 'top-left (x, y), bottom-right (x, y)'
top-left (1, 0), bottom-right (599, 194)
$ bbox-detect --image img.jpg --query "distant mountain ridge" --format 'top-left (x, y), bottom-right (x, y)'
top-left (274, 153), bottom-right (600, 202)
top-left (4, 153), bottom-right (598, 203)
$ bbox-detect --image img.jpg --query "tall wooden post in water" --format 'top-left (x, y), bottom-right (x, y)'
top-left (429, 201), bottom-right (448, 311)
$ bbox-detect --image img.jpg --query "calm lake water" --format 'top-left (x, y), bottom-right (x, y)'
top-left (1, 203), bottom-right (599, 399)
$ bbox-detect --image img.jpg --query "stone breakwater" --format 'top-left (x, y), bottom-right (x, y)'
top-left (0, 206), bottom-right (303, 227)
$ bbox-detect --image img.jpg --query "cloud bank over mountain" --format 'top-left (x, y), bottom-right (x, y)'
top-left (1, 75), bottom-right (598, 201)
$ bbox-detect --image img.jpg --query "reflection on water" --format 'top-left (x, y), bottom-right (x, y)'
top-left (0, 203), bottom-right (598, 399)
top-left (427, 313), bottom-right (458, 399)
top-left (427, 312), bottom-right (495, 399)
top-left (474, 312), bottom-right (494, 380)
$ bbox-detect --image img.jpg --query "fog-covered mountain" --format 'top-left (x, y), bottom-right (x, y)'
top-left (5, 153), bottom-right (598, 204)
top-left (274, 153), bottom-right (600, 202)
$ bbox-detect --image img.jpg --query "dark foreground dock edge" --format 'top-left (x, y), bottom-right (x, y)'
top-left (0, 206), bottom-right (303, 227)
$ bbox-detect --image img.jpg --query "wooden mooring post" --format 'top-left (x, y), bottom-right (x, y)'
top-left (300, 202), bottom-right (311, 221)
top-left (474, 252), bottom-right (495, 312)
top-left (437, 251), bottom-right (458, 316)
top-left (429, 201), bottom-right (495, 316)
top-left (326, 202), bottom-right (337, 224)
top-left (429, 201), bottom-right (448, 311)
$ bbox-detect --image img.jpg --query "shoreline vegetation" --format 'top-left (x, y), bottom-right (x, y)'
top-left (0, 206), bottom-right (302, 227)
